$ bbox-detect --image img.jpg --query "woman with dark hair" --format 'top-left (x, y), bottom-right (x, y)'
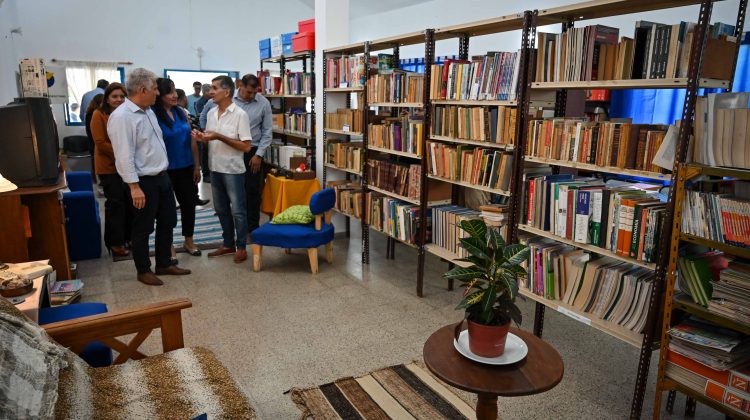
top-left (153, 78), bottom-right (202, 256)
top-left (90, 82), bottom-right (132, 256)
top-left (85, 93), bottom-right (104, 183)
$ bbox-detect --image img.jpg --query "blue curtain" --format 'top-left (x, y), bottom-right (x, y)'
top-left (610, 33), bottom-right (750, 124)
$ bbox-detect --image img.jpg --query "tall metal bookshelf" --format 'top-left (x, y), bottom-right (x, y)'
top-left (260, 50), bottom-right (317, 171)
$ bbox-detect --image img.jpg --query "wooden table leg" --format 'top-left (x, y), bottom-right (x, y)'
top-left (476, 394), bottom-right (498, 420)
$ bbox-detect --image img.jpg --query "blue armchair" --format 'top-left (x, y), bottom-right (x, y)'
top-left (251, 188), bottom-right (335, 274)
top-left (63, 171), bottom-right (102, 261)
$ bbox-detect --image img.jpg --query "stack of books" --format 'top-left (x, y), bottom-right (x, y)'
top-left (670, 318), bottom-right (750, 371)
top-left (368, 115), bottom-right (424, 156)
top-left (257, 70), bottom-right (282, 95)
top-left (367, 70), bottom-right (424, 104)
top-left (325, 108), bottom-right (365, 133)
top-left (427, 143), bottom-right (513, 192)
top-left (49, 279), bottom-right (84, 306)
top-left (263, 141), bottom-right (284, 167)
top-left (325, 55), bottom-right (375, 88)
top-left (693, 92), bottom-right (750, 169)
top-left (711, 262), bottom-right (750, 325)
top-left (678, 251), bottom-right (729, 306)
top-left (431, 205), bottom-right (481, 257)
top-left (366, 159), bottom-right (422, 201)
top-left (367, 193), bottom-right (429, 245)
top-left (522, 237), bottom-right (655, 333)
top-left (682, 183), bottom-right (750, 249)
top-left (325, 140), bottom-right (364, 173)
top-left (432, 105), bottom-right (517, 145)
top-left (283, 72), bottom-right (312, 95)
top-left (282, 112), bottom-right (311, 135)
top-left (429, 52), bottom-right (520, 101)
top-left (480, 204), bottom-right (509, 228)
top-left (524, 176), bottom-right (666, 264)
top-left (526, 118), bottom-right (672, 174)
top-left (328, 181), bottom-right (364, 218)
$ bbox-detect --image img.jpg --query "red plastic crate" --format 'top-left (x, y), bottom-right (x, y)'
top-left (298, 18), bottom-right (315, 34)
top-left (292, 32), bottom-right (315, 53)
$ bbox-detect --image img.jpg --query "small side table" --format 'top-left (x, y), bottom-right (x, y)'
top-left (423, 324), bottom-right (564, 420)
top-left (260, 174), bottom-right (321, 218)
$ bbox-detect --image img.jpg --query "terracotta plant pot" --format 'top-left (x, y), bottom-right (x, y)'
top-left (467, 319), bottom-right (511, 357)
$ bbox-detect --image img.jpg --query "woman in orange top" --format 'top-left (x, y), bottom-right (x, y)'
top-left (90, 83), bottom-right (132, 257)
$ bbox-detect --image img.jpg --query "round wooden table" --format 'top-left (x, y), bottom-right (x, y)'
top-left (423, 324), bottom-right (564, 420)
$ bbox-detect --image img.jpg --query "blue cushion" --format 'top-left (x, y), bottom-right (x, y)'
top-left (309, 188), bottom-right (335, 215)
top-left (63, 190), bottom-right (102, 261)
top-left (39, 303), bottom-right (112, 367)
top-left (252, 222), bottom-right (334, 249)
top-left (66, 171), bottom-right (94, 192)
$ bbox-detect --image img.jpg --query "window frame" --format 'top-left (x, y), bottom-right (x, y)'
top-left (64, 66), bottom-right (125, 126)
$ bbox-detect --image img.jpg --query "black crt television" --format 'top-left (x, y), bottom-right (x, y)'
top-left (0, 97), bottom-right (60, 187)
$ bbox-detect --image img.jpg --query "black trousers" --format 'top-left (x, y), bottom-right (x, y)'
top-left (245, 147), bottom-right (263, 232)
top-left (168, 166), bottom-right (197, 238)
top-left (99, 173), bottom-right (132, 248)
top-left (130, 173), bottom-right (176, 274)
top-left (199, 143), bottom-right (210, 177)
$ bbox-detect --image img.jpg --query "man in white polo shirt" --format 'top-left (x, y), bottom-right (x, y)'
top-left (192, 75), bottom-right (252, 263)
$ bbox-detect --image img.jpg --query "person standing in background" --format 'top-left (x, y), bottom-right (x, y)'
top-left (186, 81), bottom-right (201, 114)
top-left (90, 83), bottom-right (132, 257)
top-left (108, 68), bottom-right (190, 286)
top-left (176, 88), bottom-right (188, 109)
top-left (194, 75), bottom-right (252, 264)
top-left (233, 74), bottom-right (272, 235)
top-left (85, 93), bottom-right (104, 184)
top-left (80, 79), bottom-right (109, 123)
top-left (152, 78), bottom-right (203, 258)
top-left (194, 83), bottom-right (211, 116)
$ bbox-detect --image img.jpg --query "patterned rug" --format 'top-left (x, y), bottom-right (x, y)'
top-left (113, 208), bottom-right (224, 262)
top-left (289, 362), bottom-right (476, 419)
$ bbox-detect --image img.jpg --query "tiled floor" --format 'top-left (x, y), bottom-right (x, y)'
top-left (75, 185), bottom-right (722, 419)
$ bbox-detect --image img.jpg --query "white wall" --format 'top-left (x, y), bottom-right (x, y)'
top-left (0, 0), bottom-right (314, 139)
top-left (349, 0), bottom-right (743, 59)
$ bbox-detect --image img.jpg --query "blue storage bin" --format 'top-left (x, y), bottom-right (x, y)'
top-left (259, 38), bottom-right (271, 50)
top-left (282, 44), bottom-right (293, 55)
top-left (260, 47), bottom-right (271, 59)
top-left (281, 32), bottom-right (297, 45)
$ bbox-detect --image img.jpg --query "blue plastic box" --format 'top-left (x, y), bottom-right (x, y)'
top-left (260, 47), bottom-right (271, 59)
top-left (259, 38), bottom-right (271, 50)
top-left (282, 44), bottom-right (293, 55)
top-left (281, 32), bottom-right (297, 45)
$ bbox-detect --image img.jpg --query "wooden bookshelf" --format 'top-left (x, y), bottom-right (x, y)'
top-left (519, 288), bottom-right (644, 347)
top-left (323, 42), bottom-right (366, 55)
top-left (531, 78), bottom-right (729, 90)
top-left (368, 145), bottom-right (421, 159)
top-left (323, 162), bottom-right (362, 177)
top-left (370, 225), bottom-right (419, 249)
top-left (272, 128), bottom-right (311, 139)
top-left (366, 185), bottom-right (420, 205)
top-left (266, 94), bottom-right (312, 98)
top-left (431, 99), bottom-right (518, 106)
top-left (324, 87), bottom-right (364, 93)
top-left (369, 102), bottom-right (424, 108)
top-left (672, 293), bottom-right (750, 336)
top-left (524, 156), bottom-right (672, 181)
top-left (429, 135), bottom-right (514, 150)
top-left (427, 174), bottom-right (511, 196)
top-left (332, 207), bottom-right (361, 221)
top-left (324, 128), bottom-right (363, 136)
top-left (661, 378), bottom-right (750, 420)
top-left (424, 244), bottom-right (471, 268)
top-left (684, 163), bottom-right (750, 180)
top-left (679, 234), bottom-right (750, 260)
top-left (518, 224), bottom-right (657, 270)
top-left (537, 0), bottom-right (713, 23)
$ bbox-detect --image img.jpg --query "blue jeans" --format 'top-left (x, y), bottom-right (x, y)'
top-left (211, 172), bottom-right (248, 249)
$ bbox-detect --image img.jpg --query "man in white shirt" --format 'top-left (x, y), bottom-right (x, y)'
top-left (193, 75), bottom-right (252, 263)
top-left (108, 68), bottom-right (191, 286)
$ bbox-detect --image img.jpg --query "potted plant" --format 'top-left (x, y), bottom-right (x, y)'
top-left (444, 219), bottom-right (529, 357)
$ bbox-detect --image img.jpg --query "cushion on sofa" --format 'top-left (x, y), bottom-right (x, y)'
top-left (271, 205), bottom-right (313, 224)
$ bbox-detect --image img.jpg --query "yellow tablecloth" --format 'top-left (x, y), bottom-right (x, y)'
top-left (261, 174), bottom-right (321, 217)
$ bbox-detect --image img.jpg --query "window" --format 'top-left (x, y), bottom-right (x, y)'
top-left (63, 65), bottom-right (124, 126)
top-left (164, 69), bottom-right (240, 95)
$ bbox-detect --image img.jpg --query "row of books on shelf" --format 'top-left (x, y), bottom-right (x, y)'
top-left (367, 194), bottom-right (429, 245)
top-left (330, 181), bottom-right (364, 218)
top-left (693, 93), bottom-right (750, 170)
top-left (522, 236), bottom-right (654, 335)
top-left (368, 115), bottom-right (424, 156)
top-left (429, 52), bottom-right (520, 101)
top-left (325, 140), bottom-right (364, 174)
top-left (257, 71), bottom-right (313, 95)
top-left (325, 108), bottom-right (366, 133)
top-left (426, 143), bottom-right (512, 192)
top-left (524, 175), bottom-right (667, 264)
top-left (365, 159), bottom-right (422, 201)
top-left (432, 105), bottom-right (517, 145)
top-left (272, 112), bottom-right (312, 135)
top-left (535, 21), bottom-right (736, 82)
top-left (367, 70), bottom-right (424, 104)
top-left (666, 317), bottom-right (750, 416)
top-left (325, 55), bottom-right (376, 89)
top-left (263, 142), bottom-right (307, 169)
top-left (526, 118), bottom-right (672, 174)
top-left (430, 204), bottom-right (508, 258)
top-left (682, 181), bottom-right (750, 249)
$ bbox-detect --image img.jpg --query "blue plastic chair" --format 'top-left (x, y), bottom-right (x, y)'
top-left (63, 171), bottom-right (102, 260)
top-left (251, 188), bottom-right (335, 274)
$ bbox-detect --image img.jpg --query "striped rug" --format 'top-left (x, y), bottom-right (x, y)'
top-left (290, 362), bottom-right (476, 419)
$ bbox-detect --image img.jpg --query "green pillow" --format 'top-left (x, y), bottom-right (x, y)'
top-left (271, 205), bottom-right (314, 224)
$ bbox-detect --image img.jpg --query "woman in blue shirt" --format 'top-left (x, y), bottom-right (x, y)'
top-left (153, 78), bottom-right (202, 256)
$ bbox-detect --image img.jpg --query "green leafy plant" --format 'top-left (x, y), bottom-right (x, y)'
top-left (443, 219), bottom-right (530, 326)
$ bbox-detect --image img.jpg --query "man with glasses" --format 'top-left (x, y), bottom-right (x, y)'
top-left (193, 76), bottom-right (252, 263)
top-left (234, 74), bottom-right (272, 235)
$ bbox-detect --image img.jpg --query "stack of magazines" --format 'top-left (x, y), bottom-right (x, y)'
top-left (669, 317), bottom-right (750, 371)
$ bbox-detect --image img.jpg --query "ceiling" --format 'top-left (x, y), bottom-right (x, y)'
top-left (297, 0), bottom-right (432, 17)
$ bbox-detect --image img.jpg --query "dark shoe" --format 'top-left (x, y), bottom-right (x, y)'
top-left (185, 246), bottom-right (202, 256)
top-left (137, 272), bottom-right (164, 286)
top-left (155, 265), bottom-right (191, 276)
top-left (170, 257), bottom-right (179, 266)
top-left (208, 246), bottom-right (236, 258)
top-left (197, 198), bottom-right (210, 206)
top-left (109, 245), bottom-right (129, 257)
top-left (234, 248), bottom-right (247, 263)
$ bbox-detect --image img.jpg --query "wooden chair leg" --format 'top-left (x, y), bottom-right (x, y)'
top-left (307, 248), bottom-right (318, 274)
top-left (325, 243), bottom-right (333, 264)
top-left (252, 244), bottom-right (262, 272)
top-left (285, 248), bottom-right (292, 254)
